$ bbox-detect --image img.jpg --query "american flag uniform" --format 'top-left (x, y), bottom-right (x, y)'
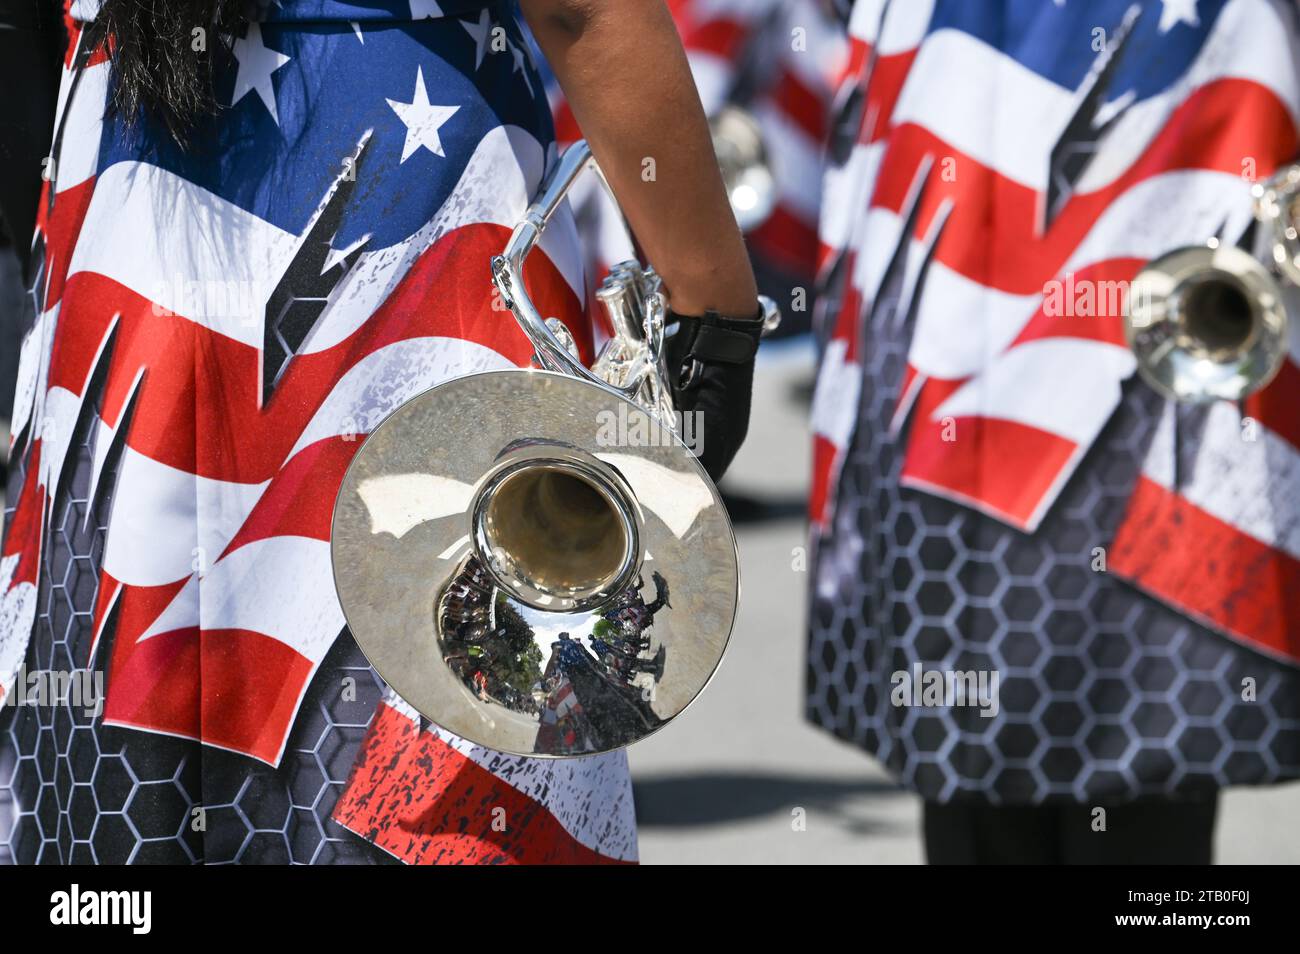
top-left (0, 0), bottom-right (637, 864)
top-left (807, 0), bottom-right (1300, 803)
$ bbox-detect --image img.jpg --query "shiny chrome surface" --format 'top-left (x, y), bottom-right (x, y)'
top-left (1254, 163), bottom-right (1300, 286)
top-left (331, 140), bottom-right (772, 756)
top-left (710, 105), bottom-right (777, 233)
top-left (1127, 243), bottom-right (1287, 403)
top-left (1125, 162), bottom-right (1300, 404)
top-left (332, 371), bottom-right (738, 757)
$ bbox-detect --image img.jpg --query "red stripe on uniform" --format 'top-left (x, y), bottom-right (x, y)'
top-left (861, 49), bottom-right (917, 145)
top-left (769, 67), bottom-right (829, 143)
top-left (103, 616), bottom-right (317, 765)
top-left (749, 203), bottom-right (820, 278)
top-left (332, 702), bottom-right (632, 865)
top-left (2, 443), bottom-right (46, 588)
top-left (1110, 475), bottom-right (1300, 665)
top-left (829, 250), bottom-right (864, 361)
top-left (809, 433), bottom-right (839, 527)
top-left (1244, 358), bottom-right (1300, 455)
top-left (680, 17), bottom-right (748, 60)
top-left (35, 176), bottom-right (97, 310)
top-left (900, 413), bottom-right (1079, 529)
top-left (200, 628), bottom-right (317, 762)
top-left (868, 78), bottom-right (1298, 295)
top-left (52, 223), bottom-right (586, 484)
top-left (100, 578), bottom-right (197, 735)
top-left (1007, 257), bottom-right (1144, 352)
top-left (220, 436), bottom-right (361, 558)
top-left (89, 571), bottom-right (122, 662)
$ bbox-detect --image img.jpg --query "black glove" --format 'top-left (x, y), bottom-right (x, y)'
top-left (664, 306), bottom-right (765, 483)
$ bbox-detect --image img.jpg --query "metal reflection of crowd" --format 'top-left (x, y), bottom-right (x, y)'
top-left (591, 570), bottom-right (671, 684)
top-left (436, 557), bottom-right (672, 754)
top-left (438, 555), bottom-right (545, 716)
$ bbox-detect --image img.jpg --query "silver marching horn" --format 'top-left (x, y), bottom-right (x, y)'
top-left (1125, 165), bottom-right (1298, 403)
top-left (710, 104), bottom-right (778, 233)
top-left (331, 141), bottom-right (779, 757)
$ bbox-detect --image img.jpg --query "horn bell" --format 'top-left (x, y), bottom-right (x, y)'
top-left (1125, 244), bottom-right (1288, 403)
top-left (330, 369), bottom-right (739, 758)
top-left (710, 105), bottom-right (777, 233)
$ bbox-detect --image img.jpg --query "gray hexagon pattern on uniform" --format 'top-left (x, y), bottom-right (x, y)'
top-left (805, 292), bottom-right (1300, 805)
top-left (0, 420), bottom-right (395, 865)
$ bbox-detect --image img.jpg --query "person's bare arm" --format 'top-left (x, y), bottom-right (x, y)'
top-left (519, 0), bottom-right (759, 318)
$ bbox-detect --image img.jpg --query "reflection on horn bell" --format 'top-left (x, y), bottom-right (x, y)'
top-left (1125, 164), bottom-right (1298, 404)
top-left (710, 105), bottom-right (777, 233)
top-left (330, 141), bottom-right (780, 758)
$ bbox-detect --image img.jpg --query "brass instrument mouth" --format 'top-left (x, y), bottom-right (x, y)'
top-left (470, 447), bottom-right (643, 613)
top-left (1175, 271), bottom-right (1258, 359)
top-left (1126, 243), bottom-right (1288, 403)
top-left (484, 466), bottom-right (627, 596)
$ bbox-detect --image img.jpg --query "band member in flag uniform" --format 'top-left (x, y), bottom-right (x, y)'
top-left (808, 0), bottom-right (1300, 863)
top-left (0, 0), bottom-right (761, 864)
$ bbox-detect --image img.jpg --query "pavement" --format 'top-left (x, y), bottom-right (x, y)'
top-left (627, 340), bottom-right (1300, 864)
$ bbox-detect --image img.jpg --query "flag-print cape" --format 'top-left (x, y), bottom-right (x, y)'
top-left (812, 0), bottom-right (1300, 666)
top-left (0, 0), bottom-right (636, 864)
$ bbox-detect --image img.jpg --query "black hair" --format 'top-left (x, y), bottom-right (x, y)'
top-left (96, 0), bottom-right (246, 145)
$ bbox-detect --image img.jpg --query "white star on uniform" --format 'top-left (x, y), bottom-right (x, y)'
top-left (462, 9), bottom-right (492, 69)
top-left (410, 0), bottom-right (442, 19)
top-left (231, 23), bottom-right (291, 124)
top-left (386, 67), bottom-right (460, 162)
top-left (1158, 0), bottom-right (1199, 33)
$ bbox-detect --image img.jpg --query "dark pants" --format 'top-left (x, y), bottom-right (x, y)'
top-left (924, 795), bottom-right (1219, 864)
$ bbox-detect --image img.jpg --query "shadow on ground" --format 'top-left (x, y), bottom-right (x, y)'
top-left (720, 491), bottom-right (809, 524)
top-left (633, 772), bottom-right (908, 834)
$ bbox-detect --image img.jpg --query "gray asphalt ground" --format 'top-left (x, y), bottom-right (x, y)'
top-left (628, 341), bottom-right (1300, 864)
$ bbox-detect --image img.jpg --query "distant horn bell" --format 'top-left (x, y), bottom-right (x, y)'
top-left (1125, 243), bottom-right (1287, 403)
top-left (711, 105), bottom-right (777, 233)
